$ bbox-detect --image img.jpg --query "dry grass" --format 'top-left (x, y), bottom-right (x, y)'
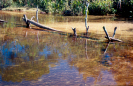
top-left (2, 7), bottom-right (41, 12)
top-left (1, 8), bottom-right (41, 16)
top-left (42, 21), bottom-right (133, 36)
top-left (44, 21), bottom-right (133, 42)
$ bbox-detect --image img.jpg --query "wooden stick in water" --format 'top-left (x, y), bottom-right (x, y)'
top-left (72, 27), bottom-right (77, 36)
top-left (112, 27), bottom-right (117, 38)
top-left (85, 2), bottom-right (89, 33)
top-left (31, 16), bottom-right (35, 20)
top-left (103, 26), bottom-right (110, 40)
top-left (0, 19), bottom-right (7, 22)
top-left (103, 26), bottom-right (122, 42)
top-left (86, 26), bottom-right (89, 35)
top-left (23, 14), bottom-right (61, 31)
top-left (36, 5), bottom-right (39, 23)
top-left (23, 14), bottom-right (30, 28)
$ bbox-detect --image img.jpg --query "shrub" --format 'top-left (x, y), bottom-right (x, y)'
top-left (70, 0), bottom-right (86, 16)
top-left (0, 0), bottom-right (13, 8)
top-left (88, 0), bottom-right (116, 15)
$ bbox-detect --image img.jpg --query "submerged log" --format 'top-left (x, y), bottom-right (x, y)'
top-left (103, 26), bottom-right (122, 42)
top-left (0, 19), bottom-right (7, 22)
top-left (105, 36), bottom-right (122, 42)
top-left (22, 14), bottom-right (61, 31)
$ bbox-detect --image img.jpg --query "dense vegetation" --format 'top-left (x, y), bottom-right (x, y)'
top-left (0, 0), bottom-right (133, 17)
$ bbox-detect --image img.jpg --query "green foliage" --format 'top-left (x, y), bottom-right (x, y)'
top-left (88, 0), bottom-right (116, 15)
top-left (3, 0), bottom-right (133, 17)
top-left (0, 0), bottom-right (13, 8)
top-left (71, 0), bottom-right (85, 15)
top-left (0, 0), bottom-right (87, 15)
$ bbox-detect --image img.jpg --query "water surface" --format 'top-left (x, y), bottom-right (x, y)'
top-left (0, 11), bottom-right (133, 85)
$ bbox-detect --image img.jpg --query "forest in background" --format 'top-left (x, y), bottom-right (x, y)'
top-left (0, 0), bottom-right (133, 17)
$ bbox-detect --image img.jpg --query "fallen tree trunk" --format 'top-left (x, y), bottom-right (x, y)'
top-left (22, 14), bottom-right (61, 32)
top-left (0, 19), bottom-right (7, 22)
top-left (105, 36), bottom-right (122, 42)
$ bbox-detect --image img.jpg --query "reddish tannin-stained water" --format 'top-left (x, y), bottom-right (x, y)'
top-left (0, 11), bottom-right (133, 85)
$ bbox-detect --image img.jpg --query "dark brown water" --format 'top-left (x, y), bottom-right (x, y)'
top-left (0, 11), bottom-right (133, 86)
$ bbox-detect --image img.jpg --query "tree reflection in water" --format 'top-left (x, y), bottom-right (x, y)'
top-left (2, 60), bottom-right (49, 82)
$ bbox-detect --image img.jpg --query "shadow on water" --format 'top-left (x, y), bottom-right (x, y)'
top-left (114, 16), bottom-right (133, 23)
top-left (122, 28), bottom-right (133, 32)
